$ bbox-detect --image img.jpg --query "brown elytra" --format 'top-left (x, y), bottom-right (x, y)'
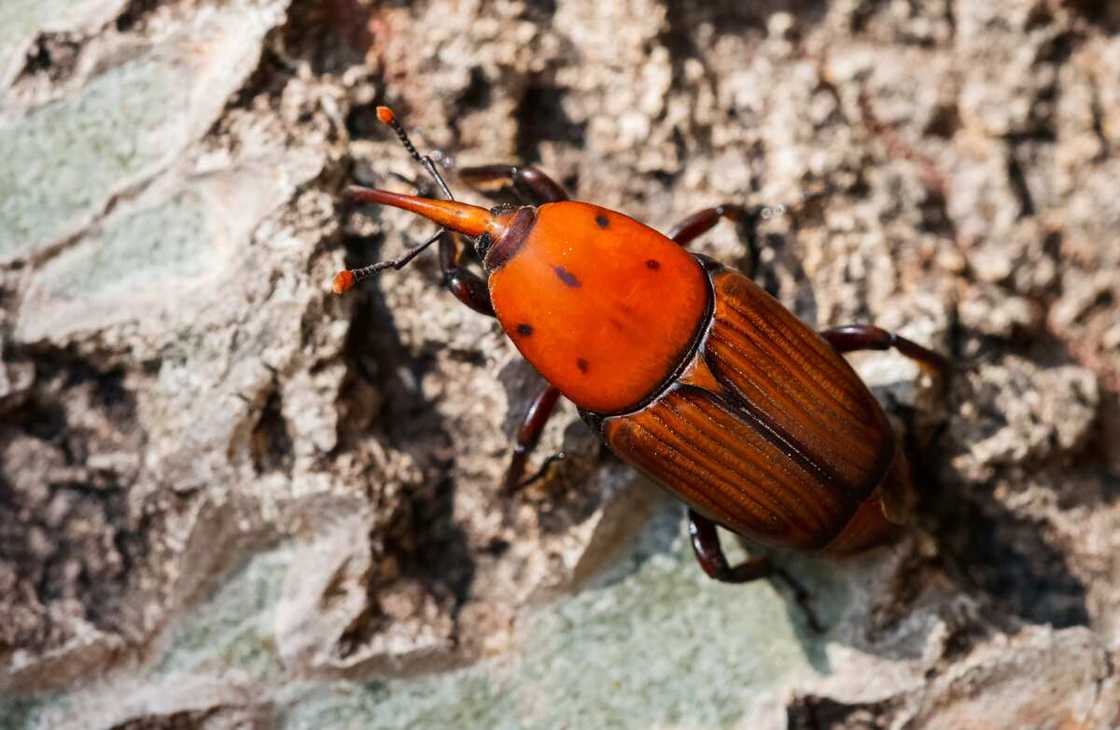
top-left (603, 265), bottom-right (909, 555)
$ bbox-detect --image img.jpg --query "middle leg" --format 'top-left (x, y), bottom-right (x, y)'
top-left (666, 204), bottom-right (767, 276)
top-left (502, 384), bottom-right (563, 495)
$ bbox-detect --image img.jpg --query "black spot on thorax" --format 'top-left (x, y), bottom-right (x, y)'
top-left (554, 265), bottom-right (581, 287)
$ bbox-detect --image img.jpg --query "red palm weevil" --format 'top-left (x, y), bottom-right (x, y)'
top-left (333, 106), bottom-right (948, 584)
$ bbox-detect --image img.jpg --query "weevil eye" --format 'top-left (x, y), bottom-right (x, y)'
top-left (475, 231), bottom-right (493, 260)
top-left (478, 204), bottom-right (526, 263)
top-left (489, 203), bottom-right (517, 216)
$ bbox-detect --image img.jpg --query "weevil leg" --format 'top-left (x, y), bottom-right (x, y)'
top-left (438, 230), bottom-right (495, 315)
top-left (687, 509), bottom-right (772, 583)
top-left (667, 204), bottom-right (765, 276)
top-left (502, 385), bottom-right (564, 494)
top-left (819, 324), bottom-right (950, 378)
top-left (458, 164), bottom-right (569, 204)
top-left (689, 510), bottom-right (824, 630)
top-left (510, 450), bottom-right (567, 493)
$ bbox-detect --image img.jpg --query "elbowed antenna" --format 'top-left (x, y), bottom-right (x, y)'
top-left (376, 106), bottom-right (454, 200)
top-left (333, 105), bottom-right (493, 294)
top-left (332, 227), bottom-right (443, 294)
top-left (332, 188), bottom-right (512, 294)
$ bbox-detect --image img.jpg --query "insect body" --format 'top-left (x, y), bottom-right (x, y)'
top-left (335, 108), bottom-right (947, 583)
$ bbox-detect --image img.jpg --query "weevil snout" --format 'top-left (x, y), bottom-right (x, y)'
top-left (333, 188), bottom-right (525, 293)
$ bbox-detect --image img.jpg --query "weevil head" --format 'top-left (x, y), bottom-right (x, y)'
top-left (333, 106), bottom-right (542, 293)
top-left (475, 204), bottom-right (537, 271)
top-left (346, 187), bottom-right (537, 273)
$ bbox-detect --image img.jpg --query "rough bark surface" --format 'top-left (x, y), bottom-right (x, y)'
top-left (1, 0), bottom-right (1119, 728)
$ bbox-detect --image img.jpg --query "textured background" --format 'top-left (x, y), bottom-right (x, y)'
top-left (2, 0), bottom-right (1120, 727)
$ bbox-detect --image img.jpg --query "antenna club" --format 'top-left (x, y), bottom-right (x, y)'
top-left (376, 106), bottom-right (396, 125)
top-left (332, 270), bottom-right (356, 295)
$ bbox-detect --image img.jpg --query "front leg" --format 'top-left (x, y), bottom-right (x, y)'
top-left (437, 230), bottom-right (494, 315)
top-left (458, 164), bottom-right (569, 204)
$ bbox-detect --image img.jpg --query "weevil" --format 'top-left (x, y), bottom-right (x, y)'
top-left (333, 107), bottom-right (947, 584)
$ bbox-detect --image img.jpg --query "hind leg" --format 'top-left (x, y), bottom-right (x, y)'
top-left (688, 509), bottom-right (771, 583)
top-left (819, 324), bottom-right (949, 377)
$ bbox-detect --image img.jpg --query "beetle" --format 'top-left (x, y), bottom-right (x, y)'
top-left (333, 107), bottom-right (948, 584)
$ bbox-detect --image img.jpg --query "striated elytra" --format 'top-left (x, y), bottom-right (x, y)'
top-left (333, 107), bottom-right (948, 584)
